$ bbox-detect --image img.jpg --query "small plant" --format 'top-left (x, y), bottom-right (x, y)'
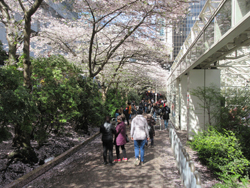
top-left (190, 84), bottom-right (222, 127)
top-left (213, 174), bottom-right (250, 188)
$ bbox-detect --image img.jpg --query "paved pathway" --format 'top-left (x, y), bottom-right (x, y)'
top-left (25, 124), bottom-right (183, 188)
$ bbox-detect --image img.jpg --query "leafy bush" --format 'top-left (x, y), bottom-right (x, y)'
top-left (31, 55), bottom-right (105, 139)
top-left (30, 55), bottom-right (84, 144)
top-left (127, 90), bottom-right (141, 105)
top-left (213, 174), bottom-right (250, 188)
top-left (0, 66), bottom-right (39, 162)
top-left (0, 66), bottom-right (36, 145)
top-left (0, 40), bottom-right (8, 65)
top-left (105, 88), bottom-right (127, 117)
top-left (74, 76), bottom-right (105, 132)
top-left (188, 127), bottom-right (250, 178)
top-left (0, 127), bottom-right (12, 142)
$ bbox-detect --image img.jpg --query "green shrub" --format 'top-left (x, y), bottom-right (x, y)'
top-left (0, 127), bottom-right (12, 142)
top-left (31, 55), bottom-right (82, 144)
top-left (213, 174), bottom-right (250, 188)
top-left (128, 90), bottom-right (141, 105)
top-left (0, 40), bottom-right (8, 65)
top-left (74, 76), bottom-right (105, 132)
top-left (188, 127), bottom-right (250, 177)
top-left (105, 88), bottom-right (127, 117)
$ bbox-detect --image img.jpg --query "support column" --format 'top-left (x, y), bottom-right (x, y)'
top-left (175, 78), bottom-right (180, 129)
top-left (187, 69), bottom-right (220, 140)
top-left (169, 82), bottom-right (175, 125)
top-left (180, 75), bottom-right (188, 130)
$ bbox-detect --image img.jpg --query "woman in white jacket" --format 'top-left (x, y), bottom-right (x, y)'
top-left (130, 110), bottom-right (149, 166)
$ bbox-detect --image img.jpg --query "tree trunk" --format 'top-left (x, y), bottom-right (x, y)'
top-left (6, 32), bottom-right (17, 65)
top-left (23, 15), bottom-right (32, 90)
top-left (10, 0), bottom-right (43, 164)
top-left (101, 84), bottom-right (106, 101)
top-left (12, 122), bottom-right (38, 164)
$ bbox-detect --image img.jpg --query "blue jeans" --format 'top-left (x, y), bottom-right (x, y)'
top-left (153, 111), bottom-right (156, 120)
top-left (164, 119), bottom-right (169, 129)
top-left (150, 138), bottom-right (154, 146)
top-left (134, 139), bottom-right (147, 162)
top-left (145, 107), bottom-right (147, 113)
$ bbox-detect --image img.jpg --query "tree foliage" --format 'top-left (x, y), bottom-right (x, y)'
top-left (0, 56), bottom-right (107, 162)
top-left (0, 40), bottom-right (8, 65)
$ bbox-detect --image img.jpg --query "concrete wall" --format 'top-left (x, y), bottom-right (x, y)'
top-left (187, 69), bottom-right (220, 140)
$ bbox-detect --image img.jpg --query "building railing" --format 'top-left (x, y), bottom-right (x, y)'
top-left (168, 0), bottom-right (250, 83)
top-left (169, 125), bottom-right (202, 188)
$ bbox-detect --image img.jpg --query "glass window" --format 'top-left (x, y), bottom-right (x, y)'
top-left (216, 0), bottom-right (232, 37)
top-left (205, 19), bottom-right (215, 49)
top-left (236, 0), bottom-right (250, 22)
top-left (196, 34), bottom-right (204, 58)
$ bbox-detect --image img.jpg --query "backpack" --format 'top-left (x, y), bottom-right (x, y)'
top-left (157, 108), bottom-right (162, 115)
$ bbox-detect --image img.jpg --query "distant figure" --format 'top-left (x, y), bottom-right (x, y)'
top-left (115, 109), bottom-right (120, 122)
top-left (162, 103), bottom-right (171, 129)
top-left (131, 100), bottom-right (136, 115)
top-left (100, 116), bottom-right (116, 165)
top-left (147, 114), bottom-right (156, 147)
top-left (131, 110), bottom-right (149, 166)
top-left (139, 100), bottom-right (144, 112)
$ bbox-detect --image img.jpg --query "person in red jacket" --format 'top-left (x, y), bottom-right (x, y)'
top-left (114, 115), bottom-right (128, 162)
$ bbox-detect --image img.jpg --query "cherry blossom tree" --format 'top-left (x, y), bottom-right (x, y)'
top-left (0, 0), bottom-right (49, 163)
top-left (99, 57), bottom-right (169, 101)
top-left (31, 0), bottom-right (188, 78)
top-left (0, 0), bottom-right (23, 65)
top-left (18, 0), bottom-right (44, 89)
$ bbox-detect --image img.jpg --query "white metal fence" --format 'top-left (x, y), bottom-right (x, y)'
top-left (169, 125), bottom-right (202, 188)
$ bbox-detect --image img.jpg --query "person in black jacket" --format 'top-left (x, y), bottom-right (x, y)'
top-left (162, 103), bottom-right (171, 130)
top-left (146, 114), bottom-right (156, 147)
top-left (100, 116), bottom-right (116, 165)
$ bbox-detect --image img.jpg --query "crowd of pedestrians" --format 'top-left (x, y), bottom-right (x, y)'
top-left (100, 98), bottom-right (170, 166)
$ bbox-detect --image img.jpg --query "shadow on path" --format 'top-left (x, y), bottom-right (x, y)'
top-left (25, 127), bottom-right (183, 188)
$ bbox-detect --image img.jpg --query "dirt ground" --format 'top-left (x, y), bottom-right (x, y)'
top-left (0, 125), bottom-right (99, 188)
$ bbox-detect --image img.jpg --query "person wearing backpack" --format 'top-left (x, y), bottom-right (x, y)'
top-left (146, 114), bottom-right (156, 147)
top-left (162, 103), bottom-right (171, 130)
top-left (100, 116), bottom-right (116, 165)
top-left (113, 115), bottom-right (128, 163)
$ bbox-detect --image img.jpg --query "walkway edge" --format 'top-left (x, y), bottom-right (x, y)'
top-left (4, 132), bottom-right (100, 188)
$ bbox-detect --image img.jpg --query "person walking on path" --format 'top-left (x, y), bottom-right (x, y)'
top-left (115, 109), bottom-right (120, 122)
top-left (130, 110), bottom-right (149, 166)
top-left (152, 103), bottom-right (158, 120)
top-left (114, 115), bottom-right (128, 163)
top-left (124, 106), bottom-right (130, 127)
top-left (131, 100), bottom-right (136, 115)
top-left (162, 103), bottom-right (171, 130)
top-left (100, 116), bottom-right (116, 165)
top-left (127, 102), bottom-right (132, 120)
top-left (147, 114), bottom-right (156, 147)
top-left (139, 99), bottom-right (144, 113)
